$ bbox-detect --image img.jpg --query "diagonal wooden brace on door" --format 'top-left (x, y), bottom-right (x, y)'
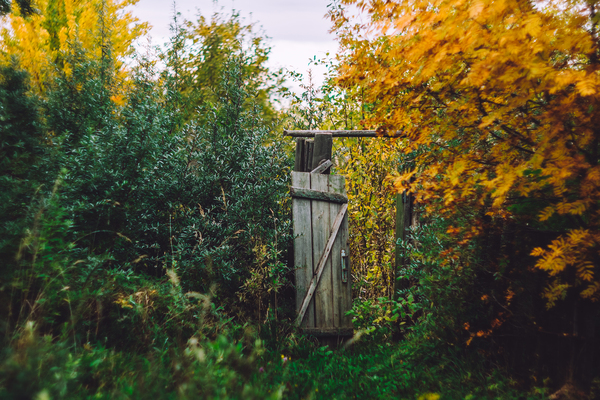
top-left (295, 203), bottom-right (349, 327)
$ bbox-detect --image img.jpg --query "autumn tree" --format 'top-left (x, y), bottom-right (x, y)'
top-left (0, 0), bottom-right (34, 16)
top-left (330, 0), bottom-right (600, 386)
top-left (0, 0), bottom-right (148, 95)
top-left (165, 10), bottom-right (284, 124)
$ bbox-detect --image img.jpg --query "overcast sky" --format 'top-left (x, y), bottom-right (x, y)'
top-left (130, 0), bottom-right (338, 92)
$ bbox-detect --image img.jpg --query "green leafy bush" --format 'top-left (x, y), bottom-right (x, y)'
top-left (0, 322), bottom-right (284, 399)
top-left (1, 45), bottom-right (293, 350)
top-left (0, 61), bottom-right (46, 277)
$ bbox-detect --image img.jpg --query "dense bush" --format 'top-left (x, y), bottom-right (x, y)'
top-left (0, 62), bottom-right (46, 274)
top-left (0, 47), bottom-right (293, 349)
top-left (0, 322), bottom-right (282, 400)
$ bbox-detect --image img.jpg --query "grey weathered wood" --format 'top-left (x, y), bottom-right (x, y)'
top-left (311, 159), bottom-right (333, 175)
top-left (340, 212), bottom-right (352, 328)
top-left (290, 187), bottom-right (348, 204)
top-left (284, 129), bottom-right (404, 138)
top-left (295, 201), bottom-right (349, 327)
top-left (328, 175), bottom-right (345, 328)
top-left (292, 172), bottom-right (314, 327)
top-left (294, 138), bottom-right (306, 172)
top-left (311, 174), bottom-right (333, 328)
top-left (305, 140), bottom-right (314, 173)
top-left (292, 169), bottom-right (352, 336)
top-left (311, 133), bottom-right (333, 174)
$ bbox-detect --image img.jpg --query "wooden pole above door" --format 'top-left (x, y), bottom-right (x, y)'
top-left (284, 129), bottom-right (403, 138)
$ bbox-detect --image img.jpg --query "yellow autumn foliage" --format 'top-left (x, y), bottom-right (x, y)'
top-left (0, 0), bottom-right (148, 97)
top-left (330, 0), bottom-right (600, 306)
top-left (336, 137), bottom-right (402, 299)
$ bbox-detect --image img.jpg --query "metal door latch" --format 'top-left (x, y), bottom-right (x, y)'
top-left (341, 249), bottom-right (348, 283)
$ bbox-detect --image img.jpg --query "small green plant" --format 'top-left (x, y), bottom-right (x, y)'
top-left (347, 296), bottom-right (409, 340)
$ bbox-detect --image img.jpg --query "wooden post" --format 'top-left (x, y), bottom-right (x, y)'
top-left (311, 133), bottom-right (333, 174)
top-left (295, 138), bottom-right (306, 172)
top-left (394, 191), bottom-right (413, 297)
top-left (394, 193), bottom-right (403, 299)
top-left (395, 193), bottom-right (404, 270)
top-left (305, 141), bottom-right (314, 173)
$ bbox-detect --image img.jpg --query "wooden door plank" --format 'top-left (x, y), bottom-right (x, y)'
top-left (295, 202), bottom-right (348, 327)
top-left (292, 171), bottom-right (314, 328)
top-left (311, 173), bottom-right (332, 328)
top-left (328, 175), bottom-right (345, 328)
top-left (339, 194), bottom-right (352, 329)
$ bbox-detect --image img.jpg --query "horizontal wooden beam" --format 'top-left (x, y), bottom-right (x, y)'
top-left (290, 187), bottom-right (348, 204)
top-left (284, 129), bottom-right (403, 138)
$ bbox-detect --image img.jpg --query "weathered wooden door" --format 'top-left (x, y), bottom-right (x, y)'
top-left (292, 171), bottom-right (353, 337)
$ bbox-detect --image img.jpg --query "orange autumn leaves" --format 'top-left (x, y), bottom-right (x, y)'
top-left (330, 0), bottom-right (600, 304)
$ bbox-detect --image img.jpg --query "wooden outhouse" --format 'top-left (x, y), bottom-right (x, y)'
top-left (287, 129), bottom-right (411, 340)
top-left (291, 133), bottom-right (353, 337)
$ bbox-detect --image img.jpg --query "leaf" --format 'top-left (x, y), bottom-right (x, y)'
top-left (539, 206), bottom-right (555, 222)
top-left (576, 78), bottom-right (597, 96)
top-left (576, 262), bottom-right (594, 282)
